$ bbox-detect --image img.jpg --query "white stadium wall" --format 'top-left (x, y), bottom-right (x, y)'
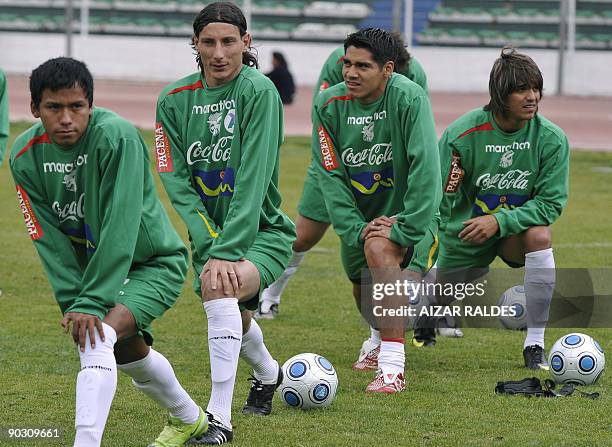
top-left (2, 32), bottom-right (612, 96)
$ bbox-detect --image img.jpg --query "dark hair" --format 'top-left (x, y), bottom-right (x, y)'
top-left (485, 46), bottom-right (544, 117)
top-left (272, 51), bottom-right (288, 68)
top-left (30, 57), bottom-right (93, 108)
top-left (390, 31), bottom-right (411, 73)
top-left (191, 1), bottom-right (258, 71)
top-left (344, 28), bottom-right (397, 69)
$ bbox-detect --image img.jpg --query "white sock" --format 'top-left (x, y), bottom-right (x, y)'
top-left (368, 327), bottom-right (381, 346)
top-left (261, 250), bottom-right (308, 305)
top-left (74, 323), bottom-right (117, 447)
top-left (204, 298), bottom-right (242, 430)
top-left (524, 248), bottom-right (555, 348)
top-left (117, 349), bottom-right (200, 424)
top-left (240, 319), bottom-right (279, 384)
top-left (378, 339), bottom-right (405, 375)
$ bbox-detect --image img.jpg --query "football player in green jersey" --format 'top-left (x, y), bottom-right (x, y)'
top-left (311, 28), bottom-right (441, 393)
top-left (257, 33), bottom-right (431, 321)
top-left (0, 68), bottom-right (8, 166)
top-left (0, 68), bottom-right (9, 299)
top-left (437, 47), bottom-right (570, 370)
top-left (10, 58), bottom-right (207, 447)
top-left (155, 3), bottom-right (295, 444)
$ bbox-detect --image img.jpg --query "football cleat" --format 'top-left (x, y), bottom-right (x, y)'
top-left (352, 339), bottom-right (380, 371)
top-left (187, 413), bottom-right (233, 445)
top-left (412, 327), bottom-right (436, 347)
top-left (366, 370), bottom-right (405, 393)
top-left (242, 362), bottom-right (283, 416)
top-left (149, 406), bottom-right (208, 447)
top-left (523, 345), bottom-right (550, 371)
top-left (254, 302), bottom-right (279, 320)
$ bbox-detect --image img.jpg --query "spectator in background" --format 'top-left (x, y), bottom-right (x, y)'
top-left (266, 51), bottom-right (295, 105)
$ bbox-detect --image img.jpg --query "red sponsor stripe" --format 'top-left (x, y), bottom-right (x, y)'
top-left (16, 185), bottom-right (44, 240)
top-left (457, 122), bottom-right (494, 140)
top-left (444, 151), bottom-right (464, 193)
top-left (318, 125), bottom-right (338, 171)
top-left (335, 55), bottom-right (345, 65)
top-left (381, 338), bottom-right (405, 344)
top-left (14, 133), bottom-right (51, 161)
top-left (167, 79), bottom-right (205, 96)
top-left (154, 123), bottom-right (173, 173)
top-left (318, 81), bottom-right (330, 93)
top-left (322, 94), bottom-right (353, 109)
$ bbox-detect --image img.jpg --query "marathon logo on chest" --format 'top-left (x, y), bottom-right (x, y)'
top-left (318, 126), bottom-right (338, 171)
top-left (485, 141), bottom-right (530, 153)
top-left (155, 123), bottom-right (173, 173)
top-left (16, 185), bottom-right (44, 240)
top-left (445, 152), bottom-right (464, 193)
top-left (43, 155), bottom-right (88, 173)
top-left (192, 99), bottom-right (236, 115)
top-left (346, 110), bottom-right (387, 125)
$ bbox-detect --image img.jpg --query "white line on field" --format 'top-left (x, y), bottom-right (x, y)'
top-left (310, 247), bottom-right (335, 253)
top-left (556, 242), bottom-right (612, 248)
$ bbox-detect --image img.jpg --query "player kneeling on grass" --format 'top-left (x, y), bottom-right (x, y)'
top-left (436, 46), bottom-right (570, 370)
top-left (155, 2), bottom-right (295, 444)
top-left (257, 33), bottom-right (430, 321)
top-left (312, 28), bottom-right (441, 393)
top-left (9, 57), bottom-right (207, 447)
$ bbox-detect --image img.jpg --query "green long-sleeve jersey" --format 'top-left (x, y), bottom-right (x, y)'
top-left (9, 108), bottom-right (188, 318)
top-left (155, 66), bottom-right (294, 267)
top-left (312, 73), bottom-right (441, 250)
top-left (439, 107), bottom-right (569, 242)
top-left (312, 46), bottom-right (429, 107)
top-left (0, 69), bottom-right (9, 166)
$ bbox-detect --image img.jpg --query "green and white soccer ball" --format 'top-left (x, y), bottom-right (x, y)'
top-left (497, 285), bottom-right (528, 330)
top-left (278, 353), bottom-right (338, 410)
top-left (549, 333), bottom-right (605, 385)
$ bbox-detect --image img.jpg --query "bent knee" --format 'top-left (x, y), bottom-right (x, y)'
top-left (364, 237), bottom-right (403, 268)
top-left (200, 270), bottom-right (227, 301)
top-left (523, 226), bottom-right (552, 252)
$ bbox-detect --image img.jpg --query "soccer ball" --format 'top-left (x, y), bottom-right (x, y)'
top-left (497, 285), bottom-right (527, 330)
top-left (548, 333), bottom-right (605, 385)
top-left (278, 353), bottom-right (338, 410)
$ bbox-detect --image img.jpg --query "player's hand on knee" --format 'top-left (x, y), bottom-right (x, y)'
top-left (459, 215), bottom-right (499, 244)
top-left (201, 258), bottom-right (241, 296)
top-left (61, 312), bottom-right (105, 352)
top-left (362, 215), bottom-right (396, 240)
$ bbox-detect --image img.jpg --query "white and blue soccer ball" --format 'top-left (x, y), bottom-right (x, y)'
top-left (497, 285), bottom-right (528, 330)
top-left (548, 333), bottom-right (605, 385)
top-left (278, 353), bottom-right (338, 410)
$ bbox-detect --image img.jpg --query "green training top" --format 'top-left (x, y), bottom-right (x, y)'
top-left (312, 73), bottom-right (441, 250)
top-left (156, 65), bottom-right (294, 267)
top-left (312, 46), bottom-right (429, 107)
top-left (439, 107), bottom-right (570, 242)
top-left (9, 108), bottom-right (187, 319)
top-left (0, 70), bottom-right (9, 166)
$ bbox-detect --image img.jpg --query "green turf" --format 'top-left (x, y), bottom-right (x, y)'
top-left (0, 124), bottom-right (610, 446)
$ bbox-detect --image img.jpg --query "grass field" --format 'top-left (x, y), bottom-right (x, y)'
top-left (0, 122), bottom-right (611, 446)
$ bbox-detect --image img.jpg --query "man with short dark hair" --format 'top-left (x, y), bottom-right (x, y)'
top-left (437, 46), bottom-right (570, 370)
top-left (10, 57), bottom-right (207, 447)
top-left (311, 28), bottom-right (441, 393)
top-left (257, 32), bottom-right (430, 321)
